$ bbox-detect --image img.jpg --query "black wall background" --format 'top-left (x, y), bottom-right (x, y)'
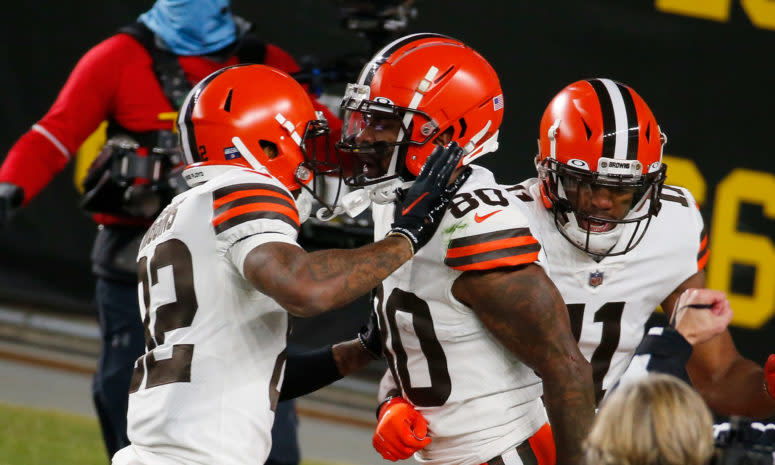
top-left (0, 1), bottom-right (773, 365)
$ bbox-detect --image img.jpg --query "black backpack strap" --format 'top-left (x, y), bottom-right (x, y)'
top-left (118, 22), bottom-right (192, 109)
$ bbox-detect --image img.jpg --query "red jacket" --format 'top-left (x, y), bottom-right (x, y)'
top-left (0, 32), bottom-right (341, 226)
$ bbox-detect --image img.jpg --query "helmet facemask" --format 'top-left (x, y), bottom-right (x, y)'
top-left (291, 116), bottom-right (344, 221)
top-left (336, 83), bottom-right (439, 188)
top-left (538, 157), bottom-right (666, 258)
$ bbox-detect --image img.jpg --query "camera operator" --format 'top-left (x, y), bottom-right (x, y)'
top-left (586, 288), bottom-right (775, 465)
top-left (0, 1), bottom-right (340, 462)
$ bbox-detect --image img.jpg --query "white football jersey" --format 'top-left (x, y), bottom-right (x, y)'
top-left (374, 165), bottom-right (549, 465)
top-left (511, 178), bottom-right (707, 404)
top-left (112, 165), bottom-right (301, 465)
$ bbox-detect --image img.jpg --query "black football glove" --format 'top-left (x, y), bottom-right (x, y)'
top-left (389, 142), bottom-right (471, 253)
top-left (357, 308), bottom-right (383, 360)
top-left (0, 182), bottom-right (24, 226)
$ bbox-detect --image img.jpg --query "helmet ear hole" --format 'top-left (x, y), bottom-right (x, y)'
top-left (259, 140), bottom-right (278, 159)
top-left (434, 127), bottom-right (454, 146)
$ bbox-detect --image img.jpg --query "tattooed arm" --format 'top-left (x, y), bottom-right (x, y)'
top-left (452, 263), bottom-right (595, 465)
top-left (243, 237), bottom-right (412, 317)
top-left (243, 142), bottom-right (469, 317)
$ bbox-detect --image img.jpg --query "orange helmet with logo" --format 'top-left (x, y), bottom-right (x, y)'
top-left (177, 64), bottom-right (339, 194)
top-left (535, 78), bottom-right (667, 257)
top-left (336, 33), bottom-right (503, 187)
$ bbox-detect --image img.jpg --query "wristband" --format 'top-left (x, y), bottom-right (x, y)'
top-left (386, 231), bottom-right (415, 257)
top-left (376, 393), bottom-right (404, 420)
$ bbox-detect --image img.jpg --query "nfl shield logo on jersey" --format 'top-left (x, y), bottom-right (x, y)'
top-left (589, 271), bottom-right (604, 287)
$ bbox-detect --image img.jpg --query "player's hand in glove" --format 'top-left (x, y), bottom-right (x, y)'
top-left (0, 182), bottom-right (23, 226)
top-left (373, 397), bottom-right (431, 461)
top-left (765, 354), bottom-right (775, 399)
top-left (357, 308), bottom-right (382, 360)
top-left (389, 142), bottom-right (471, 254)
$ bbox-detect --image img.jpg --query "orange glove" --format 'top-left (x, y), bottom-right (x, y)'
top-left (765, 354), bottom-right (775, 399)
top-left (373, 397), bottom-right (431, 461)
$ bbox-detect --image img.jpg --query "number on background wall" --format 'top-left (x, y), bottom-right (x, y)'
top-left (707, 169), bottom-right (775, 328)
top-left (656, 0), bottom-right (775, 30)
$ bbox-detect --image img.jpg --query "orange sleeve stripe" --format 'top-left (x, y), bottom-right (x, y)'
top-left (213, 188), bottom-right (293, 209)
top-left (445, 241), bottom-right (541, 269)
top-left (450, 251), bottom-right (540, 271)
top-left (699, 234), bottom-right (708, 252)
top-left (697, 248), bottom-right (710, 271)
top-left (213, 202), bottom-right (300, 228)
top-left (446, 235), bottom-right (539, 259)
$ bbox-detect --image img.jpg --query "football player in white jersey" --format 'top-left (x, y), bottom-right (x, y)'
top-left (335, 34), bottom-right (595, 465)
top-left (374, 78), bottom-right (775, 461)
top-left (111, 64), bottom-right (468, 465)
top-left (521, 78), bottom-right (775, 416)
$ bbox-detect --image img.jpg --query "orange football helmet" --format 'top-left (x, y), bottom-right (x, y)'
top-left (177, 64), bottom-right (341, 211)
top-left (336, 33), bottom-right (503, 187)
top-left (536, 78), bottom-right (667, 257)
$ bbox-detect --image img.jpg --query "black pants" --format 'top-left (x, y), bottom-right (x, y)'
top-left (92, 277), bottom-right (144, 458)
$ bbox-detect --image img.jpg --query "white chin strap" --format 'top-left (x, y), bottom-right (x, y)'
top-left (296, 189), bottom-right (313, 223)
top-left (315, 177), bottom-right (411, 221)
top-left (562, 215), bottom-right (625, 256)
top-left (461, 122), bottom-right (500, 165)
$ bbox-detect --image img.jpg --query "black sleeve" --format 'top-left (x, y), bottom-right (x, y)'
top-left (608, 326), bottom-right (694, 395)
top-left (279, 345), bottom-right (343, 401)
top-left (635, 326), bottom-right (694, 383)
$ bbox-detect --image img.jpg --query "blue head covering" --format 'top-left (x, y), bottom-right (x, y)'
top-left (138, 0), bottom-right (237, 56)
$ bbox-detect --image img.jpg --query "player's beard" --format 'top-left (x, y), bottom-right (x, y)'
top-left (355, 145), bottom-right (393, 180)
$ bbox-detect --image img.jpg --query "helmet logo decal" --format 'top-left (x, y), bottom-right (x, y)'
top-left (568, 159), bottom-right (589, 170)
top-left (493, 94), bottom-right (504, 111)
top-left (587, 78), bottom-right (640, 160)
top-left (223, 146), bottom-right (241, 160)
top-left (598, 158), bottom-right (643, 177)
